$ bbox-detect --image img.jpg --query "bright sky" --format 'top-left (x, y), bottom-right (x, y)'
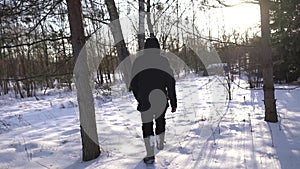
top-left (111, 0), bottom-right (262, 48)
top-left (198, 2), bottom-right (261, 38)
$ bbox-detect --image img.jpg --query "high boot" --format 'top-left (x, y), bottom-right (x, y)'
top-left (156, 132), bottom-right (165, 150)
top-left (143, 136), bottom-right (155, 164)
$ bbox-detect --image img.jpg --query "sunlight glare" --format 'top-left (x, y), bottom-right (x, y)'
top-left (220, 3), bottom-right (261, 33)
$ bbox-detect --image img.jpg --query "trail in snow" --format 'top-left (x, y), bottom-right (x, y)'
top-left (0, 75), bottom-right (300, 169)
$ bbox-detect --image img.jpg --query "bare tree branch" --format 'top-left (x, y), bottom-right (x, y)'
top-left (27, 0), bottom-right (64, 35)
top-left (0, 72), bottom-right (73, 82)
top-left (0, 36), bottom-right (70, 49)
top-left (84, 15), bottom-right (109, 25)
top-left (216, 0), bottom-right (259, 7)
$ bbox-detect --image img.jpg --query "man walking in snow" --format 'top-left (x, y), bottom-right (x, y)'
top-left (130, 37), bottom-right (177, 164)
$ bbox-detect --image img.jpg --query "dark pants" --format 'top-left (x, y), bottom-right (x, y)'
top-left (141, 107), bottom-right (167, 138)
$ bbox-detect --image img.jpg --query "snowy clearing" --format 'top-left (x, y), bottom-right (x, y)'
top-left (0, 75), bottom-right (300, 169)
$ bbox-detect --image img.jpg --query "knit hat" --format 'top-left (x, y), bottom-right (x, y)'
top-left (144, 37), bottom-right (160, 49)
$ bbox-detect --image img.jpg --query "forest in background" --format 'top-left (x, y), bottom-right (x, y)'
top-left (0, 0), bottom-right (299, 98)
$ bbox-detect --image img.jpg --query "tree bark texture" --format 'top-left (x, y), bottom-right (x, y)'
top-left (146, 0), bottom-right (154, 37)
top-left (105, 0), bottom-right (131, 87)
top-left (138, 0), bottom-right (145, 50)
top-left (259, 0), bottom-right (278, 122)
top-left (66, 0), bottom-right (101, 161)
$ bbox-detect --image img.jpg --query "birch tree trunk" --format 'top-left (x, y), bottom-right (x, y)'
top-left (146, 0), bottom-right (155, 37)
top-left (259, 0), bottom-right (278, 122)
top-left (66, 0), bottom-right (101, 161)
top-left (138, 0), bottom-right (145, 50)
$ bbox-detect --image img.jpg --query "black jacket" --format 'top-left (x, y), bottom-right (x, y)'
top-left (130, 50), bottom-right (177, 112)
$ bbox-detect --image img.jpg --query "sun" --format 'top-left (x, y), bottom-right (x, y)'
top-left (197, 3), bottom-right (261, 38)
top-left (221, 3), bottom-right (261, 33)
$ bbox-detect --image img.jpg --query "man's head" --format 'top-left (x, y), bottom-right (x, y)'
top-left (144, 37), bottom-right (160, 49)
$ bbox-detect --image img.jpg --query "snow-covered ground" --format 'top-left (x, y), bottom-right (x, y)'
top-left (0, 75), bottom-right (299, 169)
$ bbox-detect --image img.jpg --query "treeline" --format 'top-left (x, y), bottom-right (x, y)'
top-left (215, 0), bottom-right (300, 86)
top-left (0, 0), bottom-right (120, 97)
top-left (0, 0), bottom-right (299, 98)
top-left (0, 0), bottom-right (209, 98)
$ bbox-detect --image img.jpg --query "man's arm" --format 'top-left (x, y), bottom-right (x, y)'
top-left (130, 72), bottom-right (139, 100)
top-left (164, 61), bottom-right (177, 111)
top-left (166, 75), bottom-right (177, 111)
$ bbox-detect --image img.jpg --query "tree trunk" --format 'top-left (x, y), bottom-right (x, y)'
top-left (3, 80), bottom-right (9, 95)
top-left (105, 0), bottom-right (131, 87)
top-left (259, 0), bottom-right (278, 123)
top-left (146, 0), bottom-right (154, 37)
top-left (16, 81), bottom-right (24, 98)
top-left (66, 0), bottom-right (100, 161)
top-left (138, 0), bottom-right (145, 50)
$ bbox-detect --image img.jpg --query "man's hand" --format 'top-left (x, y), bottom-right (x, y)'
top-left (171, 107), bottom-right (177, 112)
